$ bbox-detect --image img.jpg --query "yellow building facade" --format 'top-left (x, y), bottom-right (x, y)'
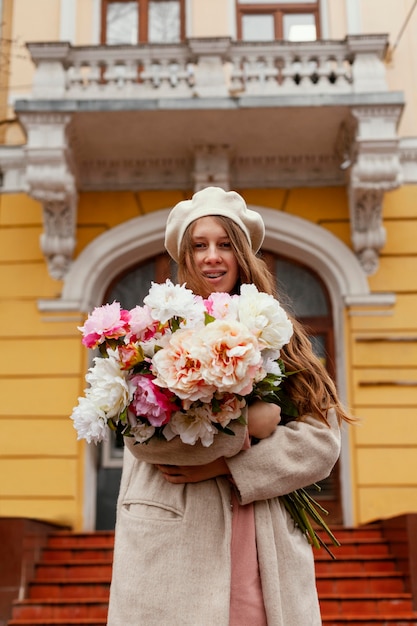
top-left (0, 0), bottom-right (416, 532)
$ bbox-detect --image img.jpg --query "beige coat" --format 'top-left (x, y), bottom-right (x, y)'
top-left (107, 411), bottom-right (340, 625)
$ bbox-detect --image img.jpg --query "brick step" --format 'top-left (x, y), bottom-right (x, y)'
top-left (315, 556), bottom-right (399, 575)
top-left (317, 527), bottom-right (385, 542)
top-left (11, 599), bottom-right (108, 620)
top-left (319, 593), bottom-right (415, 616)
top-left (7, 617), bottom-right (107, 626)
top-left (314, 539), bottom-right (393, 557)
top-left (35, 561), bottom-right (113, 580)
top-left (28, 580), bottom-right (110, 600)
top-left (316, 572), bottom-right (407, 594)
top-left (46, 532), bottom-right (114, 549)
top-left (322, 617), bottom-right (417, 626)
top-left (42, 547), bottom-right (114, 561)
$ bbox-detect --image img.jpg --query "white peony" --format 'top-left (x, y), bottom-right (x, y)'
top-left (163, 405), bottom-right (218, 447)
top-left (238, 284), bottom-right (293, 350)
top-left (85, 350), bottom-right (134, 418)
top-left (70, 396), bottom-right (108, 444)
top-left (144, 279), bottom-right (206, 325)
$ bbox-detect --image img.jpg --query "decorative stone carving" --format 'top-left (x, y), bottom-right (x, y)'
top-left (348, 188), bottom-right (385, 275)
top-left (339, 105), bottom-right (403, 275)
top-left (40, 199), bottom-right (77, 279)
top-left (19, 112), bottom-right (78, 280)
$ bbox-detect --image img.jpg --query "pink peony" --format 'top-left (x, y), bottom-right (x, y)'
top-left (129, 374), bottom-right (177, 427)
top-left (79, 302), bottom-right (131, 348)
top-left (128, 304), bottom-right (159, 342)
top-left (194, 319), bottom-right (263, 395)
top-left (212, 393), bottom-right (246, 427)
top-left (151, 328), bottom-right (217, 406)
top-left (117, 343), bottom-right (144, 370)
top-left (204, 292), bottom-right (238, 320)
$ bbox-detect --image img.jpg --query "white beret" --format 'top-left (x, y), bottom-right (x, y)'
top-left (165, 186), bottom-right (265, 262)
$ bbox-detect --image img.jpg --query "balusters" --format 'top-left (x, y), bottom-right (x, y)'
top-left (26, 38), bottom-right (384, 100)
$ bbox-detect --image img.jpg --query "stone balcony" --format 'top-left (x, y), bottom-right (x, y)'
top-left (3, 35), bottom-right (407, 279)
top-left (24, 35), bottom-right (391, 101)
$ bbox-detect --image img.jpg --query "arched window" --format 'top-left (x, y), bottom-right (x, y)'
top-left (95, 250), bottom-right (341, 528)
top-left (272, 254), bottom-right (335, 377)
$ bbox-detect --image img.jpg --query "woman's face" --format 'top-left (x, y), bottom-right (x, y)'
top-left (190, 216), bottom-right (239, 294)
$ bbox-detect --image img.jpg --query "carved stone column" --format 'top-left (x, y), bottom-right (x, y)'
top-left (19, 112), bottom-right (78, 280)
top-left (341, 105), bottom-right (403, 275)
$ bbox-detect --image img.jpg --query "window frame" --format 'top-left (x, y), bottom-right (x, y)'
top-left (236, 1), bottom-right (321, 41)
top-left (101, 0), bottom-right (186, 45)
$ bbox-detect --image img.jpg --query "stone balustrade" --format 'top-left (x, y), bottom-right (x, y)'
top-left (26, 34), bottom-right (389, 101)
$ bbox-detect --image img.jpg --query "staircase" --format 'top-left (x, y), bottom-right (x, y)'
top-left (8, 532), bottom-right (112, 626)
top-left (7, 525), bottom-right (417, 625)
top-left (316, 526), bottom-right (417, 625)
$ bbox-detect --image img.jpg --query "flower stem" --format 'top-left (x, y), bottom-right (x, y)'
top-left (281, 485), bottom-right (341, 559)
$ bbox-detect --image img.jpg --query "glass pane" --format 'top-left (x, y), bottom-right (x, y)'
top-left (242, 14), bottom-right (275, 41)
top-left (106, 1), bottom-right (138, 45)
top-left (106, 259), bottom-right (156, 309)
top-left (283, 13), bottom-right (316, 41)
top-left (149, 0), bottom-right (181, 43)
top-left (275, 258), bottom-right (328, 317)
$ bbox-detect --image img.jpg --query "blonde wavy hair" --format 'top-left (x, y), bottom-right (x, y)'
top-left (177, 215), bottom-right (351, 425)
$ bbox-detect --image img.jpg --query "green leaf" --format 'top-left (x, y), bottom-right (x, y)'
top-left (204, 312), bottom-right (216, 325)
top-left (212, 423), bottom-right (235, 436)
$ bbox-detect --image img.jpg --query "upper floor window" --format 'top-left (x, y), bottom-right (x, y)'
top-left (236, 0), bottom-right (320, 42)
top-left (101, 0), bottom-right (185, 44)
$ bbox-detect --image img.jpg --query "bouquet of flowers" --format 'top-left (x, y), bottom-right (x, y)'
top-left (70, 279), bottom-right (340, 556)
top-left (71, 280), bottom-right (294, 447)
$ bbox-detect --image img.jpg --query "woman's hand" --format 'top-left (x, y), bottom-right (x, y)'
top-left (155, 457), bottom-right (230, 484)
top-left (247, 400), bottom-right (281, 439)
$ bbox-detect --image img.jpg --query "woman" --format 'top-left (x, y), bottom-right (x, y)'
top-left (107, 187), bottom-right (348, 625)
